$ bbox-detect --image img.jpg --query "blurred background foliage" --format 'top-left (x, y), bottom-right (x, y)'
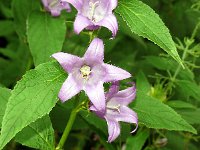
top-left (0, 0), bottom-right (200, 149)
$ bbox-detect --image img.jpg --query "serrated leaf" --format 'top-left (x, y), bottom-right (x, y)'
top-left (116, 0), bottom-right (183, 66)
top-left (131, 91), bottom-right (196, 134)
top-left (15, 115), bottom-right (55, 150)
top-left (0, 87), bottom-right (11, 128)
top-left (12, 0), bottom-right (40, 40)
top-left (27, 11), bottom-right (66, 66)
top-left (0, 61), bottom-right (66, 149)
top-left (126, 128), bottom-right (149, 150)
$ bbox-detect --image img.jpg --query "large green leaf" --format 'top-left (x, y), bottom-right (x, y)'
top-left (131, 91), bottom-right (196, 134)
top-left (12, 0), bottom-right (40, 40)
top-left (0, 61), bottom-right (66, 149)
top-left (0, 87), bottom-right (11, 128)
top-left (116, 0), bottom-right (183, 66)
top-left (15, 115), bottom-right (55, 150)
top-left (27, 11), bottom-right (66, 66)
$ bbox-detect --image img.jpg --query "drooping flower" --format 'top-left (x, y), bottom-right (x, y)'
top-left (52, 38), bottom-right (131, 112)
top-left (65, 0), bottom-right (118, 37)
top-left (90, 82), bottom-right (138, 142)
top-left (42, 0), bottom-right (71, 16)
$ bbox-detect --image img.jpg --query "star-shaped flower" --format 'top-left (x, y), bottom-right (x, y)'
top-left (52, 38), bottom-right (131, 112)
top-left (90, 82), bottom-right (138, 142)
top-left (65, 0), bottom-right (118, 37)
top-left (42, 0), bottom-right (71, 16)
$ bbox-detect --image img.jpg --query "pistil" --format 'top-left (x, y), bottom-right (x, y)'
top-left (89, 0), bottom-right (100, 22)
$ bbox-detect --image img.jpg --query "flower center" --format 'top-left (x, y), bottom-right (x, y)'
top-left (80, 65), bottom-right (91, 80)
top-left (88, 0), bottom-right (100, 22)
top-left (106, 104), bottom-right (121, 113)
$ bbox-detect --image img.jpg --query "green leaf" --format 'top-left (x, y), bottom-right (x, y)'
top-left (15, 115), bottom-right (55, 150)
top-left (116, 0), bottom-right (183, 66)
top-left (0, 61), bottom-right (66, 149)
top-left (131, 91), bottom-right (196, 134)
top-left (167, 100), bottom-right (196, 109)
top-left (12, 0), bottom-right (40, 40)
top-left (145, 56), bottom-right (194, 81)
top-left (0, 20), bottom-right (15, 36)
top-left (176, 80), bottom-right (200, 101)
top-left (27, 11), bottom-right (66, 66)
top-left (126, 128), bottom-right (149, 150)
top-left (0, 87), bottom-right (11, 128)
top-left (176, 108), bottom-right (200, 125)
top-left (136, 71), bottom-right (151, 94)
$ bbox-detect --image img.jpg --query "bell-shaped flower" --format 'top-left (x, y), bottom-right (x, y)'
top-left (42, 0), bottom-right (71, 16)
top-left (52, 38), bottom-right (131, 112)
top-left (90, 82), bottom-right (138, 142)
top-left (65, 0), bottom-right (118, 37)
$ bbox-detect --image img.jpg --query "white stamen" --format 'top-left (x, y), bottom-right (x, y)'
top-left (107, 104), bottom-right (121, 113)
top-left (80, 65), bottom-right (91, 80)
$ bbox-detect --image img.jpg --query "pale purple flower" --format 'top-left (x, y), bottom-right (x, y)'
top-left (52, 38), bottom-right (131, 112)
top-left (42, 0), bottom-right (71, 16)
top-left (65, 0), bottom-right (118, 37)
top-left (90, 82), bottom-right (138, 142)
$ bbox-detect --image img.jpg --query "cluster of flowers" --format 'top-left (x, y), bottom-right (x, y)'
top-left (42, 0), bottom-right (138, 142)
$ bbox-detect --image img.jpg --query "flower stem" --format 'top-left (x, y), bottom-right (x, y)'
top-left (55, 109), bottom-right (77, 150)
top-left (55, 96), bottom-right (81, 150)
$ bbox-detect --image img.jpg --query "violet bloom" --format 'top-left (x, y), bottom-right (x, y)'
top-left (42, 0), bottom-right (71, 16)
top-left (52, 38), bottom-right (131, 112)
top-left (90, 82), bottom-right (138, 142)
top-left (65, 0), bottom-right (118, 37)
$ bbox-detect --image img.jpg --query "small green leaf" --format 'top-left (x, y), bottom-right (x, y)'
top-left (126, 128), bottom-right (150, 150)
top-left (0, 61), bottom-right (66, 149)
top-left (116, 0), bottom-right (183, 66)
top-left (131, 91), bottom-right (197, 134)
top-left (15, 115), bottom-right (55, 150)
top-left (136, 71), bottom-right (151, 94)
top-left (0, 87), bottom-right (11, 128)
top-left (27, 11), bottom-right (66, 66)
top-left (167, 100), bottom-right (196, 109)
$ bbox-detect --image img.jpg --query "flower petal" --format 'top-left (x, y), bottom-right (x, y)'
top-left (103, 64), bottom-right (131, 82)
top-left (62, 1), bottom-right (71, 12)
top-left (85, 81), bottom-right (106, 112)
top-left (105, 81), bottom-right (119, 100)
top-left (64, 0), bottom-right (83, 10)
top-left (105, 117), bottom-right (120, 143)
top-left (110, 0), bottom-right (118, 10)
top-left (52, 52), bottom-right (81, 73)
top-left (109, 85), bottom-right (136, 105)
top-left (58, 74), bottom-right (82, 102)
top-left (116, 106), bottom-right (138, 127)
top-left (84, 38), bottom-right (104, 63)
top-left (97, 14), bottom-right (118, 37)
top-left (74, 14), bottom-right (92, 34)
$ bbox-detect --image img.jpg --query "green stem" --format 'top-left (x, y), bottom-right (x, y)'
top-left (56, 109), bottom-right (77, 150)
top-left (55, 96), bottom-right (81, 150)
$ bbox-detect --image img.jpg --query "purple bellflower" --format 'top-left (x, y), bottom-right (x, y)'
top-left (90, 82), bottom-right (138, 142)
top-left (65, 0), bottom-right (118, 37)
top-left (42, 0), bottom-right (71, 16)
top-left (52, 38), bottom-right (131, 112)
